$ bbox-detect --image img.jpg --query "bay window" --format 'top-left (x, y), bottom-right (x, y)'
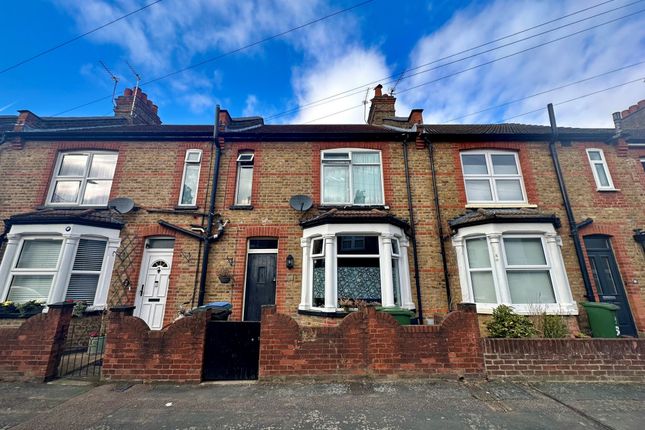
top-left (300, 223), bottom-right (413, 312)
top-left (460, 151), bottom-right (526, 205)
top-left (47, 151), bottom-right (118, 206)
top-left (321, 149), bottom-right (383, 205)
top-left (0, 224), bottom-right (120, 309)
top-left (453, 222), bottom-right (576, 314)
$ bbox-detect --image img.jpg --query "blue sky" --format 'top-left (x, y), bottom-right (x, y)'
top-left (1, 0), bottom-right (644, 127)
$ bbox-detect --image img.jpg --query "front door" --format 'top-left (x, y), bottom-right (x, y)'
top-left (243, 253), bottom-right (277, 321)
top-left (584, 235), bottom-right (637, 337)
top-left (134, 249), bottom-right (173, 330)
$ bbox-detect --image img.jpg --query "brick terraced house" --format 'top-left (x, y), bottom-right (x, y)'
top-left (0, 87), bottom-right (643, 344)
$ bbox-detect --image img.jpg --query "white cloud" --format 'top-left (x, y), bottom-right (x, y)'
top-left (397, 0), bottom-right (645, 127)
top-left (242, 95), bottom-right (258, 117)
top-left (290, 47), bottom-right (398, 124)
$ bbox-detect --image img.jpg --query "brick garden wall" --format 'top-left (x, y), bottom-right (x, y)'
top-left (482, 338), bottom-right (645, 381)
top-left (0, 303), bottom-right (73, 382)
top-left (101, 308), bottom-right (210, 383)
top-left (259, 303), bottom-right (484, 378)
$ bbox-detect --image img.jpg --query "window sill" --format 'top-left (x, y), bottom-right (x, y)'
top-left (318, 204), bottom-right (389, 210)
top-left (229, 205), bottom-right (254, 210)
top-left (297, 308), bottom-right (349, 318)
top-left (474, 302), bottom-right (578, 315)
top-left (465, 203), bottom-right (537, 209)
top-left (174, 205), bottom-right (199, 211)
top-left (596, 188), bottom-right (620, 192)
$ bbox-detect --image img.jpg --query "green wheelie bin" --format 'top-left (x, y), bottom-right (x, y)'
top-left (582, 302), bottom-right (620, 338)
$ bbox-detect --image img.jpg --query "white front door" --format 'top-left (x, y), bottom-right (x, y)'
top-left (134, 250), bottom-right (173, 330)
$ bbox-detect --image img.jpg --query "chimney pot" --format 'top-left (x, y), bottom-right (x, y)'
top-left (374, 84), bottom-right (383, 97)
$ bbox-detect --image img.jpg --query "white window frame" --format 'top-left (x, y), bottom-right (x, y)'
top-left (586, 148), bottom-right (616, 191)
top-left (452, 222), bottom-right (577, 315)
top-left (234, 151), bottom-right (254, 206)
top-left (639, 157), bottom-right (645, 173)
top-left (460, 150), bottom-right (528, 206)
top-left (299, 223), bottom-right (413, 313)
top-left (320, 149), bottom-right (385, 206)
top-left (178, 149), bottom-right (203, 207)
top-left (47, 151), bottom-right (118, 207)
top-left (0, 224), bottom-right (121, 311)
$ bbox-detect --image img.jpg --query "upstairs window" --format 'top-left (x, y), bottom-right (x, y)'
top-left (586, 149), bottom-right (615, 190)
top-left (48, 151), bottom-right (118, 206)
top-left (321, 149), bottom-right (383, 205)
top-left (460, 151), bottom-right (526, 204)
top-left (179, 149), bottom-right (202, 206)
top-left (235, 151), bottom-right (254, 206)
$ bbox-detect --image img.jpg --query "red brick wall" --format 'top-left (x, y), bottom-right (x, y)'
top-left (259, 303), bottom-right (484, 378)
top-left (102, 309), bottom-right (210, 383)
top-left (482, 338), bottom-right (645, 381)
top-left (0, 303), bottom-right (73, 382)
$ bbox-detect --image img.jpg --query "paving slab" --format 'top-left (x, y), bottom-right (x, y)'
top-left (0, 380), bottom-right (643, 429)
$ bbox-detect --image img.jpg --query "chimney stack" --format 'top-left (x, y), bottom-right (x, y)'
top-left (367, 84), bottom-right (396, 125)
top-left (114, 88), bottom-right (161, 125)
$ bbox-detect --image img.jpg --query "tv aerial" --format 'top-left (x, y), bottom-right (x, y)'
top-left (289, 195), bottom-right (313, 212)
top-left (108, 197), bottom-right (135, 214)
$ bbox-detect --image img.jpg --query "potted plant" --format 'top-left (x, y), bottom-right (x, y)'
top-left (0, 301), bottom-right (19, 318)
top-left (18, 300), bottom-right (45, 317)
top-left (217, 267), bottom-right (232, 284)
top-left (87, 331), bottom-right (105, 355)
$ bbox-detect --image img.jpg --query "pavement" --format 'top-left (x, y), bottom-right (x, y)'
top-left (0, 379), bottom-right (643, 430)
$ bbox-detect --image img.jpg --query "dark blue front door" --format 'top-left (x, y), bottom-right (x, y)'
top-left (584, 235), bottom-right (637, 337)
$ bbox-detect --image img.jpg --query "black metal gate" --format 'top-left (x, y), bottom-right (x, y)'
top-left (57, 314), bottom-right (105, 380)
top-left (202, 321), bottom-right (261, 381)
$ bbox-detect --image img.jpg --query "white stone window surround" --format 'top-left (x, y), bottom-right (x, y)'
top-left (586, 148), bottom-right (617, 191)
top-left (299, 222), bottom-right (414, 313)
top-left (460, 150), bottom-right (529, 206)
top-left (178, 149), bottom-right (203, 207)
top-left (451, 222), bottom-right (577, 315)
top-left (320, 148), bottom-right (385, 206)
top-left (0, 223), bottom-right (121, 311)
top-left (46, 151), bottom-right (119, 207)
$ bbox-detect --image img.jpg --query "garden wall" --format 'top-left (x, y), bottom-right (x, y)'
top-left (101, 307), bottom-right (210, 383)
top-left (259, 303), bottom-right (484, 378)
top-left (482, 338), bottom-right (645, 381)
top-left (0, 303), bottom-right (73, 382)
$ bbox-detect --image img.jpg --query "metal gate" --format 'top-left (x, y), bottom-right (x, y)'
top-left (202, 321), bottom-right (261, 381)
top-left (57, 314), bottom-right (105, 380)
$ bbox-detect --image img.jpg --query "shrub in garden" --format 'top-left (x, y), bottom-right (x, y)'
top-left (486, 304), bottom-right (536, 338)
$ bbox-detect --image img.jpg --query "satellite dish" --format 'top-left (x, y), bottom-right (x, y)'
top-left (289, 195), bottom-right (313, 212)
top-left (109, 197), bottom-right (135, 214)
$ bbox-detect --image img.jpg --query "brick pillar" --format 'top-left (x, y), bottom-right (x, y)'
top-left (41, 302), bottom-right (74, 381)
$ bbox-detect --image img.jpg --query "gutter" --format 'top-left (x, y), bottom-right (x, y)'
top-left (422, 132), bottom-right (452, 311)
top-left (547, 104), bottom-right (595, 302)
top-left (402, 135), bottom-right (424, 323)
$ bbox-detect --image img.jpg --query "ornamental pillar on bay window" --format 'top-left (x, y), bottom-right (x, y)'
top-left (380, 233), bottom-right (395, 307)
top-left (323, 234), bottom-right (336, 311)
top-left (398, 237), bottom-right (415, 309)
top-left (299, 237), bottom-right (311, 310)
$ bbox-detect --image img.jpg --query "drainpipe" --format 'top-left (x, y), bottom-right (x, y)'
top-left (197, 105), bottom-right (222, 307)
top-left (422, 132), bottom-right (452, 310)
top-left (402, 135), bottom-right (424, 323)
top-left (547, 104), bottom-right (595, 302)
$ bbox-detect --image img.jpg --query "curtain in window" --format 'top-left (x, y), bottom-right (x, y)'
top-left (16, 240), bottom-right (62, 269)
top-left (337, 258), bottom-right (381, 303)
top-left (312, 259), bottom-right (325, 307)
top-left (466, 238), bottom-right (497, 303)
top-left (464, 180), bottom-right (492, 201)
top-left (181, 163), bottom-right (200, 205)
top-left (352, 165), bottom-right (382, 204)
top-left (66, 239), bottom-right (107, 305)
top-left (504, 238), bottom-right (546, 265)
top-left (507, 271), bottom-right (556, 303)
top-left (323, 165), bottom-right (349, 203)
top-left (7, 275), bottom-right (54, 302)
